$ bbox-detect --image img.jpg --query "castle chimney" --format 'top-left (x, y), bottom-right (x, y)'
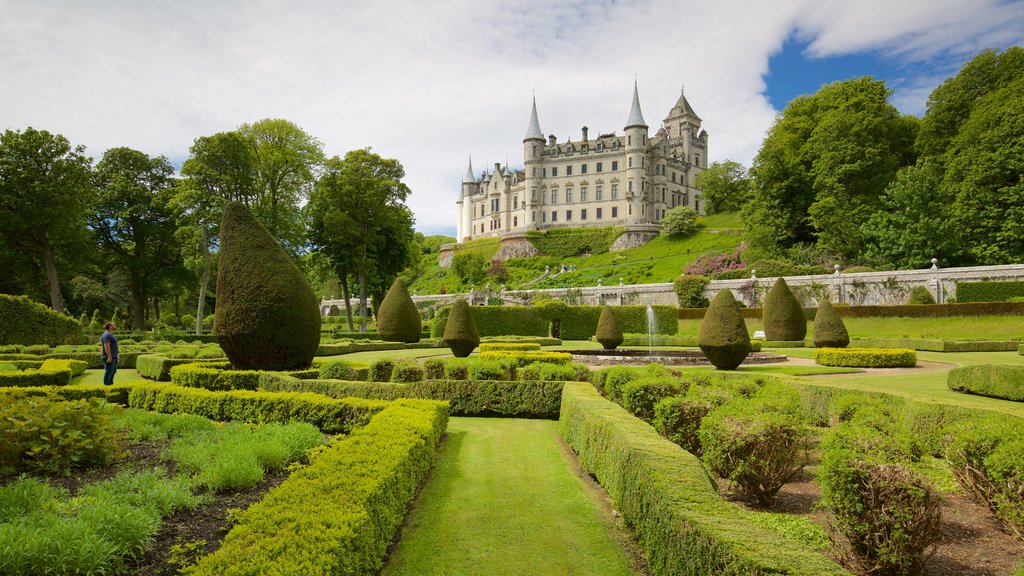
top-left (582, 126), bottom-right (589, 142)
top-left (548, 134), bottom-right (557, 146)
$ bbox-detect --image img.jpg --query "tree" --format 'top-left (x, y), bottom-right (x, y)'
top-left (173, 131), bottom-right (256, 333)
top-left (0, 128), bottom-right (93, 312)
top-left (660, 206), bottom-right (702, 237)
top-left (307, 149), bottom-right (415, 332)
top-left (91, 147), bottom-right (182, 330)
top-left (238, 119), bottom-right (324, 252)
top-left (745, 77), bottom-right (917, 261)
top-left (697, 289), bottom-right (751, 370)
top-left (696, 160), bottom-right (752, 214)
top-left (450, 251), bottom-right (487, 285)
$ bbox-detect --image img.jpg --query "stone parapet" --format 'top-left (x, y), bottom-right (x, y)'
top-left (437, 243), bottom-right (456, 268)
top-left (494, 232), bottom-right (541, 261)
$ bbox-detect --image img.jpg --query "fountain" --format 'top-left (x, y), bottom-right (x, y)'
top-left (646, 304), bottom-right (656, 354)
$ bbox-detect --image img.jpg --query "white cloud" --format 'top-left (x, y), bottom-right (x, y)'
top-left (1, 0), bottom-right (1021, 234)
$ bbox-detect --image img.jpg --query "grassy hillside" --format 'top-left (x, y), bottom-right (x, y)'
top-left (407, 213), bottom-right (743, 295)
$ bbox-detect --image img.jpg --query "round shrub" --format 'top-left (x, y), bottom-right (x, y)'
top-left (815, 348), bottom-right (916, 368)
top-left (621, 376), bottom-right (686, 421)
top-left (442, 359), bottom-right (470, 380)
top-left (468, 359), bottom-right (514, 381)
top-left (813, 300), bottom-right (849, 349)
top-left (443, 299), bottom-right (479, 358)
top-left (376, 278), bottom-right (422, 343)
top-left (368, 359), bottom-right (395, 382)
top-left (390, 360), bottom-right (425, 383)
top-left (423, 358), bottom-right (445, 380)
top-left (673, 275), bottom-right (710, 308)
top-left (319, 360), bottom-right (360, 381)
top-left (697, 290), bottom-right (751, 370)
top-left (907, 286), bottom-right (936, 305)
top-left (214, 202), bottom-right (320, 371)
top-left (595, 306), bottom-right (623, 350)
top-left (653, 396), bottom-right (715, 456)
top-left (763, 278), bottom-right (806, 341)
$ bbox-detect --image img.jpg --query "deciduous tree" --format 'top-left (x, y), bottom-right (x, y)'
top-left (695, 160), bottom-right (752, 214)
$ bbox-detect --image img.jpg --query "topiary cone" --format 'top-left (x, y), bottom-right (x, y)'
top-left (813, 299), bottom-right (850, 348)
top-left (443, 299), bottom-right (479, 358)
top-left (214, 202), bottom-right (321, 370)
top-left (698, 290), bottom-right (751, 370)
top-left (377, 278), bottom-right (421, 343)
top-left (763, 277), bottom-right (807, 341)
top-left (595, 306), bottom-right (623, 350)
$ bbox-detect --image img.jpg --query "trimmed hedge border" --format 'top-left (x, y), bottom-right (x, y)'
top-left (168, 362), bottom-right (319, 391)
top-left (477, 350), bottom-right (573, 367)
top-left (1020, 343), bottom-right (1024, 356)
top-left (559, 382), bottom-right (849, 575)
top-left (956, 280), bottom-right (1024, 303)
top-left (317, 339), bottom-right (446, 356)
top-left (815, 348), bottom-right (916, 368)
top-left (762, 340), bottom-right (806, 348)
top-left (850, 338), bottom-right (1020, 352)
top-left (479, 342), bottom-right (542, 352)
top-left (188, 399), bottom-right (449, 575)
top-left (0, 294), bottom-right (83, 346)
top-left (679, 302), bottom-right (1024, 319)
top-left (481, 336), bottom-right (562, 347)
top-left (136, 354), bottom-right (226, 381)
top-left (429, 305), bottom-right (678, 340)
top-left (0, 359), bottom-right (80, 388)
top-left (260, 374), bottom-right (564, 419)
top-left (948, 365), bottom-right (1024, 402)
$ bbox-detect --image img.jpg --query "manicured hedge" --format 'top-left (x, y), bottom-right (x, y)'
top-left (479, 342), bottom-right (542, 352)
top-left (430, 306), bottom-right (549, 338)
top-left (947, 365), bottom-right (1024, 402)
top-left (42, 351), bottom-right (144, 369)
top-left (127, 382), bottom-right (387, 434)
top-left (557, 305), bottom-right (678, 341)
top-left (169, 362), bottom-right (259, 391)
top-left (1020, 343), bottom-right (1024, 356)
top-left (481, 336), bottom-right (561, 347)
top-left (815, 348), bottom-right (916, 368)
top-left (956, 280), bottom-right (1024, 303)
top-left (316, 339), bottom-right (446, 356)
top-left (0, 294), bottom-right (83, 346)
top-left (477, 350), bottom-right (573, 366)
top-left (558, 382), bottom-right (849, 575)
top-left (0, 359), bottom-right (78, 388)
top-left (188, 399), bottom-right (448, 576)
top-left (620, 334), bottom-right (698, 347)
top-left (429, 305), bottom-right (678, 340)
top-left (0, 383), bottom-right (132, 406)
top-left (762, 340), bottom-right (806, 348)
top-left (260, 374), bottom-right (565, 419)
top-left (679, 302), bottom-right (1024, 319)
top-left (136, 354), bottom-right (225, 381)
top-left (850, 338), bottom-right (1020, 352)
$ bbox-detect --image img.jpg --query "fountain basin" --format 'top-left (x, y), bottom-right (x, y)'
top-left (568, 349), bottom-right (788, 367)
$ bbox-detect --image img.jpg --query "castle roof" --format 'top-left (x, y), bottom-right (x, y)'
top-left (624, 82), bottom-right (647, 129)
top-left (524, 96), bottom-right (545, 142)
top-left (463, 157), bottom-right (475, 184)
top-left (667, 88), bottom-right (701, 122)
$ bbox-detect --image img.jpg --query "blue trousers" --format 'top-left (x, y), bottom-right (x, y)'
top-left (103, 359), bottom-right (118, 385)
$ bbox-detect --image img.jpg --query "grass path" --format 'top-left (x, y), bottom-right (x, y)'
top-left (73, 368), bottom-right (139, 385)
top-left (381, 418), bottom-right (641, 576)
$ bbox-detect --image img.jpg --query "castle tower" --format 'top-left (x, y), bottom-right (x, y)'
top-left (523, 96), bottom-right (545, 229)
top-left (663, 87), bottom-right (704, 184)
top-left (458, 156), bottom-right (475, 242)
top-left (623, 82), bottom-right (649, 224)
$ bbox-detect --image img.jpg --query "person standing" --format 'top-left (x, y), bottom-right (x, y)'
top-left (101, 322), bottom-right (119, 385)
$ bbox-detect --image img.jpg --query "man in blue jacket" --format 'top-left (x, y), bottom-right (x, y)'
top-left (101, 322), bottom-right (119, 385)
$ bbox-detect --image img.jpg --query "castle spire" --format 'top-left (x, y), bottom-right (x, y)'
top-left (524, 95), bottom-right (544, 142)
top-left (624, 80), bottom-right (647, 129)
top-left (463, 156), bottom-right (475, 183)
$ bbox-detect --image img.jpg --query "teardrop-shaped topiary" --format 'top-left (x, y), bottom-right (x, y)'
top-left (595, 306), bottom-right (623, 350)
top-left (763, 278), bottom-right (807, 341)
top-left (813, 299), bottom-right (850, 349)
top-left (214, 202), bottom-right (321, 370)
top-left (443, 299), bottom-right (479, 358)
top-left (698, 290), bottom-right (751, 370)
top-left (377, 278), bottom-right (421, 343)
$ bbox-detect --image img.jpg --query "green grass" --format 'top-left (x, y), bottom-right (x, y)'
top-left (381, 417), bottom-right (639, 576)
top-left (678, 315), bottom-right (1024, 341)
top-left (72, 368), bottom-right (140, 385)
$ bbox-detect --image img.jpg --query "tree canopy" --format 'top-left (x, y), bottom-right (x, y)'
top-left (695, 160), bottom-right (752, 214)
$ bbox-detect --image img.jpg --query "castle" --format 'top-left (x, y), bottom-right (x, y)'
top-left (455, 83), bottom-right (709, 244)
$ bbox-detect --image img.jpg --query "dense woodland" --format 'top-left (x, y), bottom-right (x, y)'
top-left (2, 47), bottom-right (1022, 328)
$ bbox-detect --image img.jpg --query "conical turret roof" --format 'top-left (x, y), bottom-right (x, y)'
top-left (624, 81), bottom-right (647, 129)
top-left (524, 96), bottom-right (544, 142)
top-left (463, 156), bottom-right (475, 184)
top-left (667, 86), bottom-right (701, 122)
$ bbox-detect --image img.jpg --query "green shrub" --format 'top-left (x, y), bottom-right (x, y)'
top-left (699, 398), bottom-right (806, 506)
top-left (170, 362), bottom-right (260, 391)
top-left (443, 299), bottom-right (480, 357)
top-left (422, 358), bottom-right (445, 379)
top-left (907, 286), bottom-right (936, 305)
top-left (813, 300), bottom-right (850, 349)
top-left (956, 280), bottom-right (1024, 303)
top-left (815, 348), bottom-right (916, 368)
top-left (599, 366), bottom-right (646, 401)
top-left (653, 396), bottom-right (714, 456)
top-left (187, 400), bottom-right (448, 576)
top-left (442, 359), bottom-right (470, 380)
top-left (468, 359), bottom-right (514, 381)
top-left (214, 202), bottom-right (321, 371)
top-left (376, 278), bottom-right (422, 343)
top-left (477, 350), bottom-right (572, 367)
top-left (621, 376), bottom-right (686, 421)
top-left (0, 358), bottom-right (76, 388)
top-left (319, 359), bottom-right (362, 381)
top-left (478, 342), bottom-right (542, 352)
top-left (0, 396), bottom-right (122, 476)
top-left (698, 290), bottom-right (751, 370)
top-left (660, 206), bottom-right (702, 237)
top-left (947, 364), bottom-right (1024, 401)
top-left (763, 278), bottom-right (807, 341)
top-left (391, 360), bottom-right (425, 383)
top-left (595, 306), bottom-right (624, 350)
top-left (368, 359), bottom-right (395, 382)
top-left (555, 305), bottom-right (678, 341)
top-left (0, 294), bottom-right (82, 346)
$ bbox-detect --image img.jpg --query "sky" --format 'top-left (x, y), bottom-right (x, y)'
top-left (2, 0), bottom-right (1022, 237)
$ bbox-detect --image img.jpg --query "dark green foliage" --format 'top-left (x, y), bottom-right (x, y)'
top-left (763, 278), bottom-right (807, 341)
top-left (621, 376), bottom-right (686, 421)
top-left (653, 397), bottom-right (715, 456)
top-left (214, 202), bottom-right (320, 371)
top-left (468, 359), bottom-right (515, 381)
top-left (555, 305), bottom-right (678, 341)
top-left (595, 306), bottom-right (623, 350)
top-left (0, 294), bottom-right (82, 346)
top-left (813, 300), bottom-right (850, 349)
top-left (376, 278), bottom-right (422, 343)
top-left (443, 299), bottom-right (480, 357)
top-left (368, 359), bottom-right (395, 382)
top-left (947, 364), bottom-right (1024, 402)
top-left (136, 354), bottom-right (223, 381)
top-left (956, 280), bottom-right (1024, 303)
top-left (430, 305), bottom-right (549, 338)
top-left (673, 275), bottom-right (710, 308)
top-left (430, 304), bottom-right (676, 340)
top-left (907, 286), bottom-right (936, 305)
top-left (525, 226), bottom-right (624, 258)
top-left (660, 206), bottom-right (702, 237)
top-left (391, 360), bottom-right (425, 383)
top-left (698, 290), bottom-right (751, 370)
top-left (450, 251), bottom-right (487, 285)
top-left (169, 362), bottom-right (260, 391)
top-left (422, 358), bottom-right (445, 380)
top-left (1, 396), bottom-right (121, 476)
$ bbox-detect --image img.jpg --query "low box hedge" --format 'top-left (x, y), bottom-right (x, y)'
top-left (480, 336), bottom-right (562, 347)
top-left (429, 305), bottom-right (678, 340)
top-left (188, 399), bottom-right (449, 576)
top-left (479, 342), bottom-right (542, 352)
top-left (0, 359), bottom-right (78, 388)
top-left (815, 348), bottom-right (916, 368)
top-left (679, 302), bottom-right (1024, 319)
top-left (1019, 343), bottom-right (1024, 356)
top-left (956, 280), bottom-right (1024, 303)
top-left (259, 374), bottom-right (565, 419)
top-left (619, 335), bottom-right (698, 347)
top-left (558, 382), bottom-right (849, 575)
top-left (316, 339), bottom-right (446, 356)
top-left (477, 350), bottom-right (573, 367)
top-left (41, 351), bottom-right (144, 369)
top-left (762, 340), bottom-right (807, 348)
top-left (947, 365), bottom-right (1024, 402)
top-left (0, 294), bottom-right (83, 346)
top-left (137, 354), bottom-right (225, 381)
top-left (850, 338), bottom-right (1020, 352)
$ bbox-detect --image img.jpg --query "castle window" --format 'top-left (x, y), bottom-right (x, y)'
top-left (596, 207), bottom-right (603, 219)
top-left (595, 185), bottom-right (603, 200)
top-left (514, 196), bottom-right (519, 209)
top-left (611, 184), bottom-right (619, 199)
top-left (566, 165), bottom-right (573, 176)
top-left (580, 187), bottom-right (588, 202)
top-left (543, 168), bottom-right (547, 178)
top-left (581, 164), bottom-right (587, 174)
top-left (627, 136), bottom-right (631, 145)
top-left (695, 154), bottom-right (700, 166)
top-left (551, 191), bottom-right (557, 204)
top-left (566, 189), bottom-right (573, 203)
top-left (628, 181), bottom-right (633, 192)
top-left (552, 211), bottom-right (557, 222)
top-left (581, 209), bottom-right (587, 220)
top-left (566, 210), bottom-right (572, 221)
top-left (551, 167), bottom-right (558, 177)
top-left (672, 172), bottom-right (676, 183)
top-left (533, 146), bottom-right (538, 157)
top-left (542, 212), bottom-right (546, 223)
top-left (612, 207), bottom-right (618, 218)
top-left (596, 162), bottom-right (603, 173)
top-left (655, 164), bottom-right (661, 175)
top-left (514, 216), bottom-right (518, 227)
top-left (611, 160), bottom-right (618, 171)
top-left (628, 158), bottom-right (632, 168)
top-left (531, 189), bottom-right (537, 201)
top-left (597, 142), bottom-right (604, 151)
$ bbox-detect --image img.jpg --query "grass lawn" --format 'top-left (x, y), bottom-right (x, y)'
top-left (73, 368), bottom-right (140, 385)
top-left (381, 418), bottom-right (640, 576)
top-left (677, 315), bottom-right (1024, 341)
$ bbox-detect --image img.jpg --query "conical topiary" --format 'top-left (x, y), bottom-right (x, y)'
top-left (214, 202), bottom-right (321, 370)
top-left (595, 306), bottom-right (623, 350)
top-left (763, 278), bottom-right (807, 341)
top-left (813, 299), bottom-right (850, 349)
top-left (443, 299), bottom-right (479, 358)
top-left (698, 290), bottom-right (751, 370)
top-left (377, 278), bottom-right (421, 343)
